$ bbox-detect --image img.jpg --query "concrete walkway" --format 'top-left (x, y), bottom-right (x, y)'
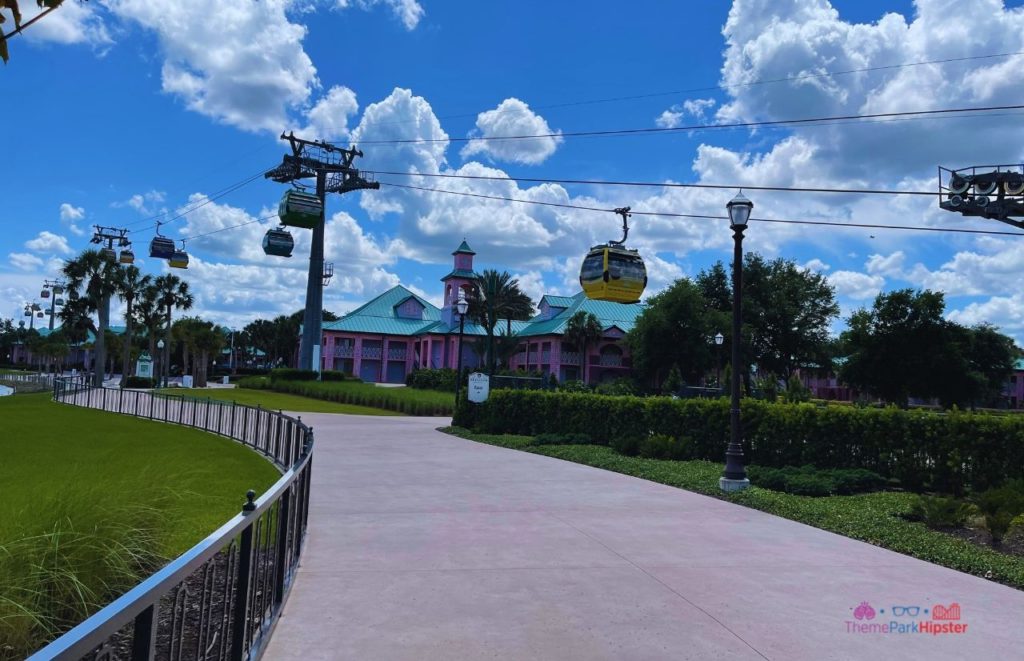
top-left (264, 414), bottom-right (1024, 661)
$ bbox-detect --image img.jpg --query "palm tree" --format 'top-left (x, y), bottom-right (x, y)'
top-left (135, 285), bottom-right (164, 366)
top-left (194, 322), bottom-right (226, 387)
top-left (153, 274), bottom-right (194, 384)
top-left (113, 265), bottom-right (152, 386)
top-left (62, 249), bottom-right (119, 386)
top-left (468, 269), bottom-right (534, 375)
top-left (564, 310), bottom-right (603, 385)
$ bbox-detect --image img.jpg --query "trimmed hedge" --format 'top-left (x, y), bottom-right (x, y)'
top-left (454, 390), bottom-right (1024, 494)
top-left (123, 376), bottom-right (155, 388)
top-left (270, 379), bottom-right (454, 416)
top-left (269, 368), bottom-right (319, 383)
top-left (406, 368), bottom-right (459, 392)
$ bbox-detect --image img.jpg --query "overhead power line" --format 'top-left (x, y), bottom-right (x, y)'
top-left (125, 167), bottom-right (273, 231)
top-left (356, 103), bottom-right (1024, 145)
top-left (370, 170), bottom-right (939, 196)
top-left (378, 181), bottom-right (1024, 238)
top-left (365, 50), bottom-right (1024, 128)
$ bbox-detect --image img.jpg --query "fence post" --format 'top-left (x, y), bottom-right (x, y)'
top-left (230, 490), bottom-right (257, 661)
top-left (272, 489), bottom-right (292, 609)
top-left (130, 604), bottom-right (157, 661)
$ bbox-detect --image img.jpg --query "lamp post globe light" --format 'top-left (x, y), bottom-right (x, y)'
top-left (714, 331), bottom-right (724, 390)
top-left (454, 294), bottom-right (469, 403)
top-left (157, 339), bottom-right (165, 389)
top-left (720, 191), bottom-right (752, 493)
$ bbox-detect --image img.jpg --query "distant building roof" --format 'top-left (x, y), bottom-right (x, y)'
top-left (323, 286), bottom-right (443, 336)
top-left (453, 240), bottom-right (475, 255)
top-left (440, 268), bottom-right (479, 281)
top-left (517, 292), bottom-right (643, 338)
top-left (323, 286), bottom-right (643, 341)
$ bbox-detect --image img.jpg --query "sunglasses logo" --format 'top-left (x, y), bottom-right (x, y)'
top-left (891, 606), bottom-right (920, 617)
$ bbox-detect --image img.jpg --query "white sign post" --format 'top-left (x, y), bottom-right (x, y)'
top-left (468, 372), bottom-right (490, 403)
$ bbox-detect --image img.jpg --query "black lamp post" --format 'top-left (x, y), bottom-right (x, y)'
top-left (720, 191), bottom-right (752, 493)
top-left (156, 339), bottom-right (165, 389)
top-left (454, 294), bottom-right (469, 402)
top-left (714, 331), bottom-right (724, 390)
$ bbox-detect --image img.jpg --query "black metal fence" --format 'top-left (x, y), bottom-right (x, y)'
top-left (29, 377), bottom-right (314, 661)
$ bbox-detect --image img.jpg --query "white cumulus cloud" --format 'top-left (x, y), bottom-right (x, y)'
top-left (25, 231), bottom-right (72, 255)
top-left (106, 0), bottom-right (318, 133)
top-left (9, 253), bottom-right (44, 272)
top-left (461, 98), bottom-right (563, 165)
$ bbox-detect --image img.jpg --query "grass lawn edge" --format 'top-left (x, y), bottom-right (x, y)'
top-left (439, 425), bottom-right (1024, 592)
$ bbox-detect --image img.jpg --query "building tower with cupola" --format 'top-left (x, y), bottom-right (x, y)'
top-left (441, 239), bottom-right (478, 327)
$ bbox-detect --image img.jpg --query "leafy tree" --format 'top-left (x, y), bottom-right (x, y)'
top-left (839, 289), bottom-right (1017, 408)
top-left (134, 284), bottom-right (164, 364)
top-left (626, 278), bottom-right (715, 387)
top-left (563, 310), bottom-right (603, 384)
top-left (63, 249), bottom-right (119, 386)
top-left (113, 265), bottom-right (151, 386)
top-left (467, 269), bottom-right (534, 375)
top-left (698, 254), bottom-right (839, 384)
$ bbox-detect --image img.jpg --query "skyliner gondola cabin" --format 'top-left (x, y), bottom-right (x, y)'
top-left (578, 207), bottom-right (647, 304)
top-left (100, 247), bottom-right (117, 261)
top-left (263, 228), bottom-right (295, 257)
top-left (150, 236), bottom-right (176, 260)
top-left (169, 249), bottom-right (189, 269)
top-left (119, 249), bottom-right (135, 264)
top-left (278, 190), bottom-right (322, 229)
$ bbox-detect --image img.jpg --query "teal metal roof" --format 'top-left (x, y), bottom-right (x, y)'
top-left (541, 295), bottom-right (576, 309)
top-left (453, 240), bottom-right (475, 255)
top-left (324, 286), bottom-right (442, 336)
top-left (440, 268), bottom-right (479, 281)
top-left (516, 292), bottom-right (643, 338)
top-left (1015, 358), bottom-right (1024, 371)
top-left (322, 287), bottom-right (641, 341)
top-left (35, 326), bottom-right (127, 341)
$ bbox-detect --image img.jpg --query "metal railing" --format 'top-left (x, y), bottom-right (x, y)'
top-left (386, 348), bottom-right (407, 361)
top-left (31, 377), bottom-right (314, 661)
top-left (334, 346), bottom-right (354, 358)
top-left (0, 371), bottom-right (56, 388)
top-left (361, 347), bottom-right (382, 359)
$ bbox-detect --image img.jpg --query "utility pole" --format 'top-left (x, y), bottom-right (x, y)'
top-left (266, 132), bottom-right (379, 371)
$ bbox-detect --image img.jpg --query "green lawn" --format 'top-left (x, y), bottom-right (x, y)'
top-left (156, 386), bottom-right (402, 415)
top-left (442, 427), bottom-right (1024, 591)
top-left (0, 393), bottom-right (281, 656)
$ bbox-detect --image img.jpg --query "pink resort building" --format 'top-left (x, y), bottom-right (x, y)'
top-left (319, 240), bottom-right (644, 384)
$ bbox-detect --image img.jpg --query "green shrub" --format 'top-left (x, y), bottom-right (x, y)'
top-left (269, 368), bottom-right (319, 383)
top-left (638, 434), bottom-right (692, 460)
top-left (662, 366), bottom-right (682, 394)
top-left (725, 465), bottom-right (886, 497)
top-left (533, 432), bottom-right (594, 446)
top-left (236, 376), bottom-right (271, 390)
top-left (595, 378), bottom-right (638, 396)
top-left (406, 368), bottom-right (459, 392)
top-left (270, 379), bottom-right (454, 416)
top-left (782, 378), bottom-right (812, 403)
top-left (907, 495), bottom-right (975, 529)
top-left (320, 370), bottom-right (356, 382)
top-left (123, 376), bottom-right (154, 388)
top-left (558, 380), bottom-right (591, 393)
top-left (464, 390), bottom-right (1024, 494)
top-left (971, 480), bottom-right (1024, 543)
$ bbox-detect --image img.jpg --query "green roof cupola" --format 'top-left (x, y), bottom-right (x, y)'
top-left (443, 239), bottom-right (479, 327)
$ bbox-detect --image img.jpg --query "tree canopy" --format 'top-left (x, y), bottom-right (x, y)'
top-left (839, 289), bottom-right (1017, 408)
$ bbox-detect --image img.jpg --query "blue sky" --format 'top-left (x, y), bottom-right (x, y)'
top-left (3, 0), bottom-right (1024, 340)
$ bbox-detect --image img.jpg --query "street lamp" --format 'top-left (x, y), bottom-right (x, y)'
top-left (454, 294), bottom-right (469, 403)
top-left (157, 339), bottom-right (165, 389)
top-left (721, 191), bottom-right (752, 493)
top-left (714, 331), bottom-right (724, 390)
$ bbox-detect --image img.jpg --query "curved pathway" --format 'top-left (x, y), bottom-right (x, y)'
top-left (264, 413), bottom-right (1024, 660)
